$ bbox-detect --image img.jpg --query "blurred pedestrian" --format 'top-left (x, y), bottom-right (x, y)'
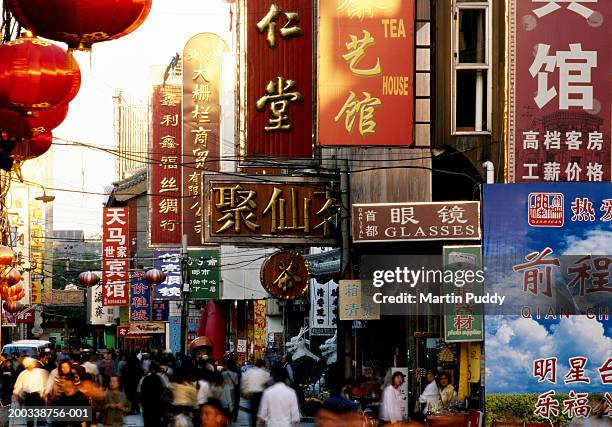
top-left (199, 399), bottom-right (229, 427)
top-left (257, 365), bottom-right (300, 427)
top-left (13, 357), bottom-right (49, 427)
top-left (241, 359), bottom-right (270, 427)
top-left (0, 358), bottom-right (16, 405)
top-left (138, 361), bottom-right (165, 427)
top-left (101, 376), bottom-right (129, 427)
top-left (379, 371), bottom-right (405, 425)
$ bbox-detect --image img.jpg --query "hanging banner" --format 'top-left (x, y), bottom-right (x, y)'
top-left (169, 316), bottom-right (181, 354)
top-left (129, 272), bottom-right (151, 322)
top-left (253, 300), bottom-right (266, 355)
top-left (152, 300), bottom-right (170, 322)
top-left (443, 246), bottom-right (483, 342)
top-left (2, 306), bottom-right (16, 327)
top-left (87, 285), bottom-right (118, 325)
top-left (507, 1), bottom-right (611, 182)
top-left (150, 84), bottom-right (182, 245)
top-left (309, 279), bottom-right (338, 336)
top-left (182, 33), bottom-right (228, 247)
top-left (29, 196), bottom-right (44, 304)
top-left (239, 0), bottom-right (313, 158)
top-left (102, 207), bottom-right (129, 306)
top-left (318, 0), bottom-right (414, 146)
top-left (153, 250), bottom-right (182, 300)
top-left (187, 316), bottom-right (200, 343)
top-left (187, 249), bottom-right (221, 299)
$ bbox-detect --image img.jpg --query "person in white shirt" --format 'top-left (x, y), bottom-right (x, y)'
top-left (241, 359), bottom-right (271, 427)
top-left (419, 370), bottom-right (441, 413)
top-left (81, 353), bottom-right (100, 381)
top-left (13, 358), bottom-right (49, 427)
top-left (379, 371), bottom-right (405, 424)
top-left (257, 365), bottom-right (300, 427)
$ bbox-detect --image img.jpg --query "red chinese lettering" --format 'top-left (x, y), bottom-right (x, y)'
top-left (564, 356), bottom-right (590, 384)
top-left (534, 390), bottom-right (559, 419)
top-left (513, 247), bottom-right (559, 297)
top-left (534, 357), bottom-right (557, 383)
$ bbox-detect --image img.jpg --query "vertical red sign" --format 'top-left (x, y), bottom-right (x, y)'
top-left (150, 85), bottom-right (182, 245)
top-left (102, 207), bottom-right (129, 306)
top-left (318, 0), bottom-right (414, 146)
top-left (182, 33), bottom-right (228, 247)
top-left (241, 0), bottom-right (313, 158)
top-left (508, 1), bottom-right (611, 182)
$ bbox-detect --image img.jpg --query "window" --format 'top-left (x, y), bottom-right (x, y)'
top-left (452, 0), bottom-right (491, 134)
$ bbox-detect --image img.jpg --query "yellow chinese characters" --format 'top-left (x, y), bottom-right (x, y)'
top-left (213, 185), bottom-right (261, 233)
top-left (256, 4), bottom-right (303, 48)
top-left (334, 91), bottom-right (382, 136)
top-left (342, 30), bottom-right (381, 76)
top-left (256, 77), bottom-right (304, 131)
top-left (273, 260), bottom-right (303, 291)
top-left (337, 0), bottom-right (387, 20)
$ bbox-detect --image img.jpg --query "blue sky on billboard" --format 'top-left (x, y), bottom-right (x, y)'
top-left (483, 183), bottom-right (612, 394)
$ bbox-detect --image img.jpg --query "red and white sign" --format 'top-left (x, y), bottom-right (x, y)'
top-left (117, 326), bottom-right (129, 337)
top-left (16, 309), bottom-right (34, 324)
top-left (102, 207), bottom-right (129, 306)
top-left (528, 193), bottom-right (564, 227)
top-left (508, 1), bottom-right (611, 182)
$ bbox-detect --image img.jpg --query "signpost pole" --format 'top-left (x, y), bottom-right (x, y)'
top-left (180, 234), bottom-right (188, 355)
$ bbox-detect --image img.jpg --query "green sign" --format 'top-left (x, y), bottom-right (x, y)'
top-left (187, 249), bottom-right (221, 299)
top-left (443, 245), bottom-right (484, 342)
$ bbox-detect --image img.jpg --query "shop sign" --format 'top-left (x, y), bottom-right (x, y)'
top-left (16, 308), bottom-right (34, 324)
top-left (153, 250), bottom-right (181, 300)
top-left (260, 251), bottom-right (309, 300)
top-left (102, 207), bottom-right (129, 306)
top-left (443, 245), bottom-right (484, 342)
top-left (507, 1), bottom-right (611, 182)
top-left (182, 33), bottom-right (228, 246)
top-left (338, 280), bottom-right (379, 321)
top-left (353, 201), bottom-right (481, 243)
top-left (318, 0), bottom-right (414, 146)
top-left (187, 249), bottom-right (221, 299)
top-left (203, 175), bottom-right (338, 245)
top-left (150, 84), bottom-right (182, 245)
top-left (239, 0), bottom-right (313, 158)
top-left (310, 279), bottom-right (338, 334)
top-left (129, 272), bottom-right (151, 322)
top-left (127, 322), bottom-right (165, 334)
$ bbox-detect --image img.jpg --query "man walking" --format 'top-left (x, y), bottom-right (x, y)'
top-left (241, 359), bottom-right (270, 427)
top-left (257, 365), bottom-right (300, 427)
top-left (12, 357), bottom-right (48, 427)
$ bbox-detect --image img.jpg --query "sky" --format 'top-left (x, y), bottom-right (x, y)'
top-left (39, 0), bottom-right (233, 237)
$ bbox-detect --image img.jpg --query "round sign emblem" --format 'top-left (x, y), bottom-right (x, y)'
top-left (260, 251), bottom-right (310, 300)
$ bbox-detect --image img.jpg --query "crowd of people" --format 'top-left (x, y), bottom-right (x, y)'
top-left (0, 347), bottom-right (467, 427)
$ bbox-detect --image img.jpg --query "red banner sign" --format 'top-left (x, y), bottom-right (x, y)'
top-left (150, 85), bottom-right (182, 245)
top-left (102, 207), bottom-right (129, 306)
top-left (182, 33), bottom-right (228, 246)
top-left (16, 309), bottom-right (34, 324)
top-left (241, 0), bottom-right (313, 158)
top-left (508, 1), bottom-right (611, 182)
top-left (318, 0), bottom-right (414, 146)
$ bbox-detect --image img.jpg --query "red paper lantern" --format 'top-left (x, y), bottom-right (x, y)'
top-left (4, 268), bottom-right (22, 287)
top-left (12, 131), bottom-right (53, 161)
top-left (7, 0), bottom-right (152, 51)
top-left (77, 271), bottom-right (100, 288)
top-left (144, 268), bottom-right (166, 285)
top-left (0, 36), bottom-right (80, 113)
top-left (3, 301), bottom-right (23, 313)
top-left (6, 282), bottom-right (23, 297)
top-left (0, 246), bottom-right (15, 266)
top-left (0, 105), bottom-right (68, 139)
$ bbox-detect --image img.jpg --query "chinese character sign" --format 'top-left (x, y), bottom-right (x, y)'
top-left (242, 0), bottom-right (313, 158)
top-left (318, 0), bottom-right (414, 146)
top-left (508, 1), bottom-right (611, 182)
top-left (338, 280), bottom-right (379, 321)
top-left (309, 279), bottom-right (339, 332)
top-left (129, 272), bottom-right (151, 322)
top-left (151, 84), bottom-right (182, 245)
top-left (187, 249), bottom-right (221, 299)
top-left (204, 176), bottom-right (338, 245)
top-left (152, 300), bottom-right (169, 322)
top-left (182, 33), bottom-right (228, 247)
top-left (153, 250), bottom-right (181, 300)
top-left (102, 207), bottom-right (129, 306)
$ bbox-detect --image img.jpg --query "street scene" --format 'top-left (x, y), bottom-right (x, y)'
top-left (0, 0), bottom-right (609, 426)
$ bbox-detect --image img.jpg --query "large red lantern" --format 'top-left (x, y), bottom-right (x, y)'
top-left (11, 131), bottom-right (53, 161)
top-left (7, 0), bottom-right (152, 51)
top-left (4, 268), bottom-right (22, 287)
top-left (144, 268), bottom-right (166, 285)
top-left (77, 271), bottom-right (100, 288)
top-left (0, 246), bottom-right (15, 266)
top-left (0, 36), bottom-right (80, 113)
top-left (3, 301), bottom-right (23, 313)
top-left (0, 105), bottom-right (68, 139)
